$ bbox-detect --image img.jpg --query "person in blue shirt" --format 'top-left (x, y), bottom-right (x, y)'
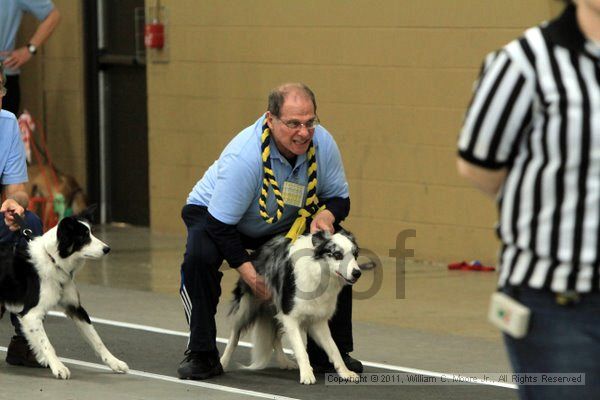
top-left (177, 83), bottom-right (362, 380)
top-left (0, 64), bottom-right (44, 367)
top-left (0, 0), bottom-right (60, 114)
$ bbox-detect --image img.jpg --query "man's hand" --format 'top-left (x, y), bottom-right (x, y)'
top-left (310, 209), bottom-right (335, 234)
top-left (1, 199), bottom-right (25, 231)
top-left (237, 262), bottom-right (272, 301)
top-left (1, 47), bottom-right (33, 70)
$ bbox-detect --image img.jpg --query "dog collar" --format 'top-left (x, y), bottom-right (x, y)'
top-left (45, 250), bottom-right (72, 278)
top-left (45, 250), bottom-right (56, 264)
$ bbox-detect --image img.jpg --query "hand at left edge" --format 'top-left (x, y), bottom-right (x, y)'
top-left (2, 47), bottom-right (32, 70)
top-left (1, 199), bottom-right (25, 231)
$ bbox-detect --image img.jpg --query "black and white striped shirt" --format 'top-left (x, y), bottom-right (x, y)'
top-left (458, 5), bottom-right (600, 293)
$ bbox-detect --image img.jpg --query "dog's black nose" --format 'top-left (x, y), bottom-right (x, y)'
top-left (351, 269), bottom-right (362, 279)
top-left (103, 246), bottom-right (111, 254)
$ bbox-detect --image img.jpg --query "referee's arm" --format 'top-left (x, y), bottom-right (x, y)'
top-left (457, 159), bottom-right (507, 198)
top-left (457, 48), bottom-right (533, 199)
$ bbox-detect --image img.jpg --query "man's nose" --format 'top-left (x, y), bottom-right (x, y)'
top-left (297, 126), bottom-right (311, 137)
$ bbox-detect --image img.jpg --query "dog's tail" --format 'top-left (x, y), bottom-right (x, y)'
top-left (241, 313), bottom-right (277, 370)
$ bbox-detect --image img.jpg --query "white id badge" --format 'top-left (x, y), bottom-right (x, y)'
top-left (282, 181), bottom-right (306, 207)
top-left (488, 292), bottom-right (531, 339)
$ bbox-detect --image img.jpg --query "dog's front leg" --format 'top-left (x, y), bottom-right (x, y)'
top-left (280, 315), bottom-right (315, 384)
top-left (64, 305), bottom-right (129, 373)
top-left (308, 320), bottom-right (359, 381)
top-left (19, 313), bottom-right (70, 379)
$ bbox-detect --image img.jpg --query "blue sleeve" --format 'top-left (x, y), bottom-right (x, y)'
top-left (207, 154), bottom-right (260, 225)
top-left (316, 131), bottom-right (349, 200)
top-left (18, 0), bottom-right (54, 20)
top-left (1, 118), bottom-right (28, 185)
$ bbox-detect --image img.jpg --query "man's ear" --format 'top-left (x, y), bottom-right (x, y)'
top-left (266, 111), bottom-right (274, 130)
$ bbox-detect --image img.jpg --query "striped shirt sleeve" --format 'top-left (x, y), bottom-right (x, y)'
top-left (458, 49), bottom-right (535, 169)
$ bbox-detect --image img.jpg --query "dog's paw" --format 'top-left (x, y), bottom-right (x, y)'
top-left (219, 355), bottom-right (231, 370)
top-left (50, 362), bottom-right (71, 380)
top-left (34, 354), bottom-right (49, 367)
top-left (299, 370), bottom-right (317, 385)
top-left (106, 357), bottom-right (129, 373)
top-left (338, 369), bottom-right (360, 382)
top-left (277, 356), bottom-right (298, 370)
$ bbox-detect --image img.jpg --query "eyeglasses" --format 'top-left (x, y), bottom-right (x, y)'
top-left (275, 115), bottom-right (320, 130)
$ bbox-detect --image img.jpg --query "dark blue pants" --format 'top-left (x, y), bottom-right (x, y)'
top-left (0, 210), bottom-right (43, 336)
top-left (179, 204), bottom-right (353, 361)
top-left (503, 287), bottom-right (600, 400)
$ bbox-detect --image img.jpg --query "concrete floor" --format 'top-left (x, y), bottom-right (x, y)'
top-left (0, 224), bottom-right (517, 400)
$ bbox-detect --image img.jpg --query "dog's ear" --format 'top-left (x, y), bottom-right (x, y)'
top-left (312, 230), bottom-right (333, 259)
top-left (336, 228), bottom-right (359, 258)
top-left (311, 230), bottom-right (331, 248)
top-left (77, 204), bottom-right (98, 223)
top-left (57, 217), bottom-right (78, 258)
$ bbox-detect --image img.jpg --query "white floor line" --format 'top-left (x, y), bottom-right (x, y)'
top-left (0, 346), bottom-right (299, 400)
top-left (47, 311), bottom-right (517, 390)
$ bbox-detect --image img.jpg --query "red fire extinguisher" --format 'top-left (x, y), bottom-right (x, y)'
top-left (144, 0), bottom-right (164, 49)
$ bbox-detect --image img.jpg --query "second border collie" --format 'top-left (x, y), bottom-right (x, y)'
top-left (0, 211), bottom-right (129, 379)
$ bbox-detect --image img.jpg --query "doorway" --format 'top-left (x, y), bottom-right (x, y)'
top-left (83, 0), bottom-right (149, 226)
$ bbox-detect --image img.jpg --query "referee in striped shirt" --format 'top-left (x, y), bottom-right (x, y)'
top-left (458, 1), bottom-right (600, 398)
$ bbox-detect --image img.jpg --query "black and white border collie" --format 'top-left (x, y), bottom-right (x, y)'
top-left (220, 229), bottom-right (373, 385)
top-left (0, 211), bottom-right (129, 379)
